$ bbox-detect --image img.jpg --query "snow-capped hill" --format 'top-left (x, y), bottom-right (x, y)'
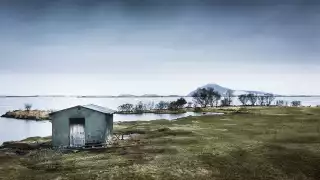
top-left (188, 83), bottom-right (277, 96)
top-left (187, 84), bottom-right (232, 96)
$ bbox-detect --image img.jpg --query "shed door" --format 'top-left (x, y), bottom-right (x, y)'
top-left (70, 124), bottom-right (85, 147)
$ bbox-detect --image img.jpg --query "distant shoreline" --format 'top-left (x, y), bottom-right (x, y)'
top-left (0, 95), bottom-right (184, 98)
top-left (0, 95), bottom-right (319, 98)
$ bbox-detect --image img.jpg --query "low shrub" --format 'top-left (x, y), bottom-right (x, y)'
top-left (194, 107), bottom-right (203, 112)
top-left (291, 101), bottom-right (301, 107)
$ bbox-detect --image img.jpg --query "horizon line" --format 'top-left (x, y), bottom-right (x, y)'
top-left (0, 95), bottom-right (319, 98)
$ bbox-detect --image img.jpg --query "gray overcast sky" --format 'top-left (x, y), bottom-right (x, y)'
top-left (0, 0), bottom-right (319, 95)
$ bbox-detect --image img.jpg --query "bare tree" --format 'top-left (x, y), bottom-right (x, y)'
top-left (24, 103), bottom-right (32, 111)
top-left (192, 88), bottom-right (221, 108)
top-left (156, 101), bottom-right (169, 110)
top-left (285, 101), bottom-right (289, 106)
top-left (134, 101), bottom-right (146, 113)
top-left (146, 102), bottom-right (155, 110)
top-left (276, 100), bottom-right (284, 106)
top-left (192, 88), bottom-right (210, 108)
top-left (247, 93), bottom-right (258, 106)
top-left (187, 102), bottom-right (193, 108)
top-left (225, 90), bottom-right (233, 106)
top-left (220, 98), bottom-right (229, 107)
top-left (215, 93), bottom-right (222, 107)
top-left (265, 94), bottom-right (275, 106)
top-left (238, 94), bottom-right (249, 106)
top-left (176, 98), bottom-right (187, 108)
top-left (291, 101), bottom-right (301, 107)
top-left (168, 101), bottom-right (179, 111)
top-left (257, 95), bottom-right (267, 106)
top-left (167, 98), bottom-right (187, 111)
top-left (206, 88), bottom-right (221, 107)
top-left (117, 103), bottom-right (134, 112)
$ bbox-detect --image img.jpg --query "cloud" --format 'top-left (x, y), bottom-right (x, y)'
top-left (0, 0), bottom-right (319, 74)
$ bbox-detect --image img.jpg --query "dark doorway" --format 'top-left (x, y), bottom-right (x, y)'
top-left (69, 118), bottom-right (85, 147)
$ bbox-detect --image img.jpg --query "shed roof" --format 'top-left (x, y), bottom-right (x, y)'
top-left (82, 104), bottom-right (115, 114)
top-left (49, 104), bottom-right (115, 116)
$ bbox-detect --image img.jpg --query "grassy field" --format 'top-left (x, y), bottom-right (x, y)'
top-left (1, 107), bottom-right (320, 180)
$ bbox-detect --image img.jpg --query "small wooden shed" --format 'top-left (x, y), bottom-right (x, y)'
top-left (49, 104), bottom-right (115, 148)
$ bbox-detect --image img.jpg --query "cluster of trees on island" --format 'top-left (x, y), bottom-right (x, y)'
top-left (191, 88), bottom-right (232, 107)
top-left (20, 88), bottom-right (303, 114)
top-left (117, 98), bottom-right (188, 113)
top-left (238, 93), bottom-right (275, 106)
top-left (117, 87), bottom-right (302, 113)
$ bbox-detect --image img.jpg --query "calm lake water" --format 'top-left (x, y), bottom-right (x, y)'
top-left (0, 96), bottom-right (319, 144)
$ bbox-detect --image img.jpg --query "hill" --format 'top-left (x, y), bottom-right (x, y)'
top-left (188, 83), bottom-right (274, 96)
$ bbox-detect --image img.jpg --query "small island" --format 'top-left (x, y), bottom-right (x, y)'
top-left (1, 103), bottom-right (52, 121)
top-left (1, 110), bottom-right (51, 121)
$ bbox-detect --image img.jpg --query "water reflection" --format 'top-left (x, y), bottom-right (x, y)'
top-left (0, 117), bottom-right (52, 145)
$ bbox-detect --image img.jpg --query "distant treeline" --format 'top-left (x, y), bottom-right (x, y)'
top-left (117, 88), bottom-right (303, 113)
top-left (117, 98), bottom-right (188, 113)
top-left (192, 88), bottom-right (301, 107)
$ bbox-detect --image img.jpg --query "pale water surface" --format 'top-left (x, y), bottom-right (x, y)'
top-left (0, 97), bottom-right (319, 144)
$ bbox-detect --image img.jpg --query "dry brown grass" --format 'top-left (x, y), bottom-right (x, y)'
top-left (1, 107), bottom-right (320, 180)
